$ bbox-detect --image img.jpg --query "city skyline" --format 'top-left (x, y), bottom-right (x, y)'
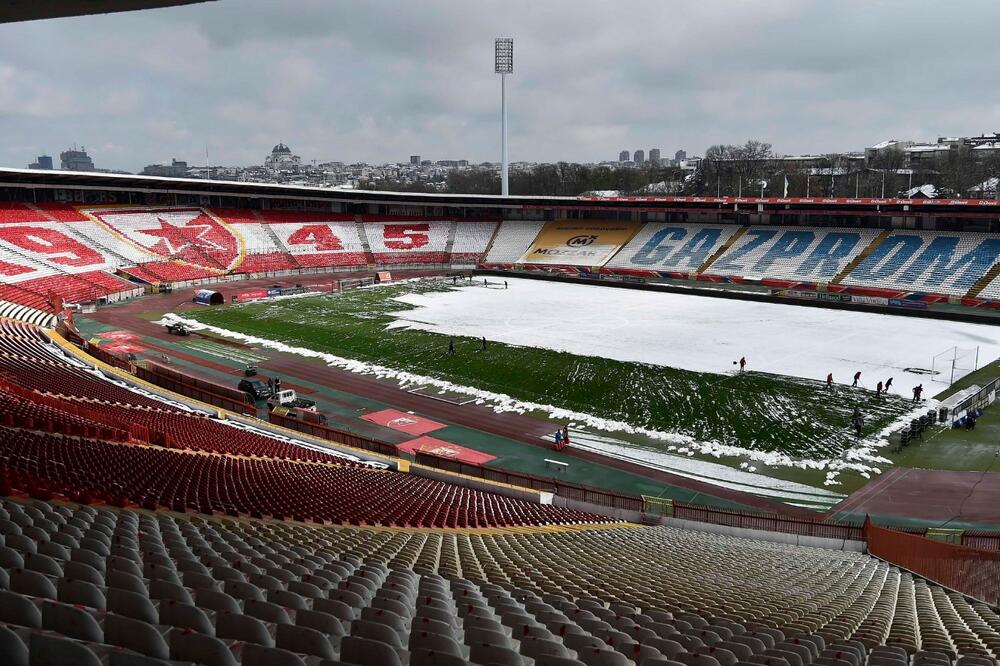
top-left (2, 0), bottom-right (998, 172)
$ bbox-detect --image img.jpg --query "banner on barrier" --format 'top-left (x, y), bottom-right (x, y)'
top-left (519, 221), bottom-right (641, 266)
top-left (235, 290), bottom-right (268, 302)
top-left (888, 298), bottom-right (929, 309)
top-left (852, 295), bottom-right (890, 306)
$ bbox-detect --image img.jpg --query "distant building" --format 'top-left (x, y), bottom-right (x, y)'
top-left (435, 160), bottom-right (469, 168)
top-left (141, 159), bottom-right (189, 178)
top-left (28, 155), bottom-right (53, 170)
top-left (675, 149), bottom-right (687, 162)
top-left (633, 150), bottom-right (645, 164)
top-left (618, 150), bottom-right (629, 162)
top-left (59, 148), bottom-right (95, 171)
top-left (649, 148), bottom-right (661, 165)
top-left (264, 143), bottom-right (301, 170)
top-left (410, 155), bottom-right (421, 166)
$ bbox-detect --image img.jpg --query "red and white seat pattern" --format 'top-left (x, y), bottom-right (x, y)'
top-left (451, 220), bottom-right (498, 264)
top-left (213, 209), bottom-right (288, 271)
top-left (363, 219), bottom-right (451, 265)
top-left (269, 217), bottom-right (366, 269)
top-left (10, 199), bottom-right (1000, 309)
top-left (0, 206), bottom-right (140, 308)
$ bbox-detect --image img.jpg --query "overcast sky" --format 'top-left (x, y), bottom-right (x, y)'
top-left (1, 0), bottom-right (997, 172)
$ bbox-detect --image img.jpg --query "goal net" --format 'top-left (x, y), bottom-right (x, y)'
top-left (931, 346), bottom-right (979, 385)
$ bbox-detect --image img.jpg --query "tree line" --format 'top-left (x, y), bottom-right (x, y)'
top-left (361, 139), bottom-right (1000, 198)
top-left (359, 163), bottom-right (686, 196)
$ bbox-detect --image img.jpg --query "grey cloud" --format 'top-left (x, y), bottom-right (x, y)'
top-left (0, 0), bottom-right (997, 172)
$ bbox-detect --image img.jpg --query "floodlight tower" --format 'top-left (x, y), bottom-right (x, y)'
top-left (495, 37), bottom-right (513, 196)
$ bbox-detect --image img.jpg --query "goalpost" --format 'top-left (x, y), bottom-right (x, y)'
top-left (931, 346), bottom-right (980, 385)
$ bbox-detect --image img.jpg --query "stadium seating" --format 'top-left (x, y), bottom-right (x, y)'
top-left (0, 202), bottom-right (43, 222)
top-left (364, 219), bottom-right (452, 265)
top-left (482, 220), bottom-right (545, 265)
top-left (31, 202), bottom-right (91, 222)
top-left (0, 429), bottom-right (604, 526)
top-left (0, 495), bottom-right (996, 664)
top-left (0, 321), bottom-right (607, 528)
top-left (840, 231), bottom-right (1000, 296)
top-left (271, 220), bottom-right (367, 268)
top-left (704, 227), bottom-right (883, 283)
top-left (450, 221), bottom-right (499, 265)
top-left (5, 200), bottom-right (1000, 311)
top-left (605, 223), bottom-right (743, 275)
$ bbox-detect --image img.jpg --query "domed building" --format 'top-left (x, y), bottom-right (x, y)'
top-left (264, 142), bottom-right (301, 170)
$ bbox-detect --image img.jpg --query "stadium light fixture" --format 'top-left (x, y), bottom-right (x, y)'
top-left (495, 37), bottom-right (513, 196)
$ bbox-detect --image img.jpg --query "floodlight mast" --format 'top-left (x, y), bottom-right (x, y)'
top-left (495, 37), bottom-right (513, 196)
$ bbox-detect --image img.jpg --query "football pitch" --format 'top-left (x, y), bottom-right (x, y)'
top-left (176, 277), bottom-right (971, 471)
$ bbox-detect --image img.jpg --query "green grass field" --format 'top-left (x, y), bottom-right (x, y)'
top-left (184, 280), bottom-right (915, 461)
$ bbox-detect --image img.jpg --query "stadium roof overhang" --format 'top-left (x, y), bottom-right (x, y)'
top-left (0, 0), bottom-right (212, 23)
top-left (2, 168), bottom-right (1000, 217)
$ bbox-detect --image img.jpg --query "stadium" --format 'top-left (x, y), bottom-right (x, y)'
top-left (0, 165), bottom-right (998, 666)
top-left (2, 2), bottom-right (1000, 666)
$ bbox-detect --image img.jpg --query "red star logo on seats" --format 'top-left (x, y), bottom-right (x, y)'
top-left (90, 209), bottom-right (240, 270)
top-left (142, 216), bottom-right (226, 257)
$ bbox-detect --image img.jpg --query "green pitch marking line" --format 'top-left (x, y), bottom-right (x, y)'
top-left (407, 384), bottom-right (478, 405)
top-left (178, 339), bottom-right (269, 365)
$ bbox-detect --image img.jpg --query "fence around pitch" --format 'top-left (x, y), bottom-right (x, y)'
top-left (132, 364), bottom-right (255, 416)
top-left (411, 452), bottom-right (878, 539)
top-left (865, 520), bottom-right (1000, 606)
top-left (962, 531), bottom-right (1000, 551)
top-left (268, 412), bottom-right (398, 457)
top-left (671, 504), bottom-right (866, 541)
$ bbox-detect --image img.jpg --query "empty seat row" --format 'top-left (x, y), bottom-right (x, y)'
top-left (0, 496), bottom-right (996, 665)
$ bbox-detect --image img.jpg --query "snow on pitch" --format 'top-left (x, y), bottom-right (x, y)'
top-left (390, 277), bottom-right (1000, 396)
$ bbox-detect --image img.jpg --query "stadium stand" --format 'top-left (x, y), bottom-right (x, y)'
top-left (604, 223), bottom-right (743, 276)
top-left (702, 227), bottom-right (884, 283)
top-left (270, 220), bottom-right (367, 269)
top-left (450, 221), bottom-right (499, 265)
top-left (839, 231), bottom-right (1000, 296)
top-left (0, 320), bottom-right (608, 529)
top-left (482, 220), bottom-right (545, 266)
top-left (0, 494), bottom-right (996, 665)
top-left (364, 219), bottom-right (452, 266)
top-left (5, 200), bottom-right (1000, 312)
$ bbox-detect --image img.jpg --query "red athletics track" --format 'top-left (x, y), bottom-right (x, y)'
top-left (826, 467), bottom-right (1000, 526)
top-left (83, 270), bottom-right (822, 519)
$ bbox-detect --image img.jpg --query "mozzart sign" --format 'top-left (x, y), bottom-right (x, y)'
top-left (519, 221), bottom-right (641, 266)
